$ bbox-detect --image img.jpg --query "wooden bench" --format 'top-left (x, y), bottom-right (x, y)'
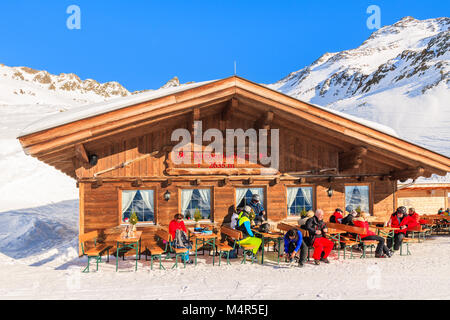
top-left (214, 226), bottom-right (238, 266)
top-left (221, 226), bottom-right (257, 264)
top-left (407, 225), bottom-right (431, 243)
top-left (155, 229), bottom-right (189, 269)
top-left (79, 231), bottom-right (112, 272)
top-left (400, 237), bottom-right (413, 256)
top-left (326, 222), bottom-right (378, 259)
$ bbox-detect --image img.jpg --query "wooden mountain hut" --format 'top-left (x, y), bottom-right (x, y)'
top-left (17, 76), bottom-right (450, 254)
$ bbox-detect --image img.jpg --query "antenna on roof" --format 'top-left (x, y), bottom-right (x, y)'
top-left (234, 61), bottom-right (237, 75)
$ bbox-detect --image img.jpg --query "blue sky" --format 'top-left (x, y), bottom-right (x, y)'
top-left (0, 1), bottom-right (448, 91)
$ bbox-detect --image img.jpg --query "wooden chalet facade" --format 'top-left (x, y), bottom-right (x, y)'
top-left (397, 183), bottom-right (450, 214)
top-left (17, 76), bottom-right (450, 254)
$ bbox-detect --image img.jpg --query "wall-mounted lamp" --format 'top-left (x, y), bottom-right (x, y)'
top-left (327, 186), bottom-right (333, 198)
top-left (164, 190), bottom-right (171, 201)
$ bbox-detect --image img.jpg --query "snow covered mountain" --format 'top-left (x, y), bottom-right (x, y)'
top-left (268, 16), bottom-right (450, 158)
top-left (0, 63), bottom-right (131, 107)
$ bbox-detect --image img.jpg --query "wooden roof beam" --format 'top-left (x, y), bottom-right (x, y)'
top-left (222, 98), bottom-right (238, 122)
top-left (390, 167), bottom-right (425, 182)
top-left (74, 143), bottom-right (89, 164)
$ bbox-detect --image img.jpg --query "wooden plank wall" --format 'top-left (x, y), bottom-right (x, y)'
top-left (78, 110), bottom-right (397, 242)
top-left (76, 113), bottom-right (347, 178)
top-left (397, 188), bottom-right (448, 215)
top-left (81, 178), bottom-right (395, 237)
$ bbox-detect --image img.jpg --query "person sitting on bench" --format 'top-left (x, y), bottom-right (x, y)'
top-left (305, 209), bottom-right (334, 265)
top-left (247, 194), bottom-right (266, 226)
top-left (329, 208), bottom-right (344, 223)
top-left (387, 206), bottom-right (411, 251)
top-left (341, 209), bottom-right (357, 226)
top-left (169, 213), bottom-right (193, 264)
top-left (236, 206), bottom-right (262, 256)
top-left (353, 212), bottom-right (393, 258)
top-left (284, 229), bottom-right (307, 267)
top-left (406, 207), bottom-right (420, 230)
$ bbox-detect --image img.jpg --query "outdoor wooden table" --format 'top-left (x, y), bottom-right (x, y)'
top-left (326, 228), bottom-right (346, 259)
top-left (373, 226), bottom-right (399, 249)
top-left (114, 230), bottom-right (142, 272)
top-left (251, 228), bottom-right (284, 265)
top-left (188, 229), bottom-right (218, 266)
top-left (368, 221), bottom-right (386, 226)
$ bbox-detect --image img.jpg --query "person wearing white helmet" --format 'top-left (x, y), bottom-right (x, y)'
top-left (247, 193), bottom-right (266, 225)
top-left (236, 205), bottom-right (262, 256)
top-left (232, 205), bottom-right (252, 229)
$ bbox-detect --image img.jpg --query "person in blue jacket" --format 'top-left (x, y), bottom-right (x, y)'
top-left (247, 194), bottom-right (266, 225)
top-left (284, 229), bottom-right (307, 267)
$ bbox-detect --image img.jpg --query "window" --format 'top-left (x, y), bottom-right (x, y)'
top-left (181, 189), bottom-right (212, 220)
top-left (345, 185), bottom-right (370, 213)
top-left (121, 190), bottom-right (154, 223)
top-left (286, 187), bottom-right (313, 216)
top-left (235, 188), bottom-right (264, 209)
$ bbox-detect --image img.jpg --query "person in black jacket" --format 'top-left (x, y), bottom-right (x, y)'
top-left (341, 210), bottom-right (357, 226)
top-left (305, 209), bottom-right (334, 265)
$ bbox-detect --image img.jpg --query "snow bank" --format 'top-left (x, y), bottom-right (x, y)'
top-left (0, 234), bottom-right (449, 299)
top-left (0, 200), bottom-right (78, 261)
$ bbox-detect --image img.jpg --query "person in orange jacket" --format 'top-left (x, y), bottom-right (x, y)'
top-left (353, 213), bottom-right (392, 258)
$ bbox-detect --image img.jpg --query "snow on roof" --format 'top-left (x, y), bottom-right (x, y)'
top-left (307, 101), bottom-right (399, 137)
top-left (18, 80), bottom-right (217, 137)
top-left (18, 76), bottom-right (398, 139)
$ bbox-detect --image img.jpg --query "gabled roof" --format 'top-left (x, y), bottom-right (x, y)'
top-left (18, 78), bottom-right (398, 138)
top-left (17, 76), bottom-right (450, 179)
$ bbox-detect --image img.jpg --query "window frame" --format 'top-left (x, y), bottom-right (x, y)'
top-left (344, 183), bottom-right (372, 215)
top-left (118, 186), bottom-right (158, 226)
top-left (285, 185), bottom-right (315, 218)
top-left (233, 185), bottom-right (268, 215)
top-left (284, 184), bottom-right (316, 220)
top-left (177, 185), bottom-right (215, 223)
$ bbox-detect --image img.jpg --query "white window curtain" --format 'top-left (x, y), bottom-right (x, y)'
top-left (286, 187), bottom-right (298, 211)
top-left (181, 189), bottom-right (194, 214)
top-left (198, 189), bottom-right (211, 210)
top-left (140, 190), bottom-right (154, 212)
top-left (122, 190), bottom-right (137, 213)
top-left (300, 187), bottom-right (312, 207)
top-left (235, 188), bottom-right (248, 208)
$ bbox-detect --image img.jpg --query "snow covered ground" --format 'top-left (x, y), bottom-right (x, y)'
top-left (0, 215), bottom-right (449, 300)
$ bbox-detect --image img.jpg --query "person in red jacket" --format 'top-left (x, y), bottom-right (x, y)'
top-left (353, 213), bottom-right (392, 258)
top-left (169, 213), bottom-right (193, 264)
top-left (387, 206), bottom-right (410, 251)
top-left (169, 213), bottom-right (188, 240)
top-left (329, 208), bottom-right (344, 224)
top-left (407, 207), bottom-right (420, 230)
